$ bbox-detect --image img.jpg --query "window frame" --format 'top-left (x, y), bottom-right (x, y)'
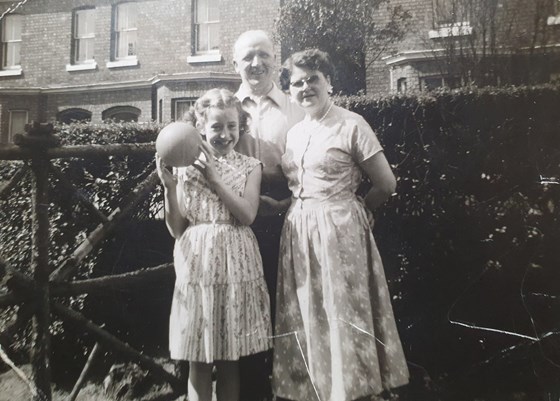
top-left (193, 0), bottom-right (220, 55)
top-left (172, 98), bottom-right (196, 121)
top-left (113, 2), bottom-right (138, 61)
top-left (8, 109), bottom-right (28, 142)
top-left (548, 0), bottom-right (560, 24)
top-left (1, 14), bottom-right (22, 70)
top-left (57, 108), bottom-right (92, 124)
top-left (102, 105), bottom-right (140, 122)
top-left (72, 8), bottom-right (96, 65)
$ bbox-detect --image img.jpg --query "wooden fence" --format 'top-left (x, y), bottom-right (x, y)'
top-left (0, 123), bottom-right (186, 401)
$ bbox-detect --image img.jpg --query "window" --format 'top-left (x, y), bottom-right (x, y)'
top-left (430, 0), bottom-right (472, 38)
top-left (397, 77), bottom-right (407, 94)
top-left (420, 75), bottom-right (461, 91)
top-left (114, 3), bottom-right (137, 60)
top-left (433, 0), bottom-right (458, 26)
top-left (102, 106), bottom-right (140, 122)
top-left (172, 98), bottom-right (195, 121)
top-left (2, 14), bottom-right (22, 70)
top-left (57, 108), bottom-right (92, 124)
top-left (194, 0), bottom-right (219, 54)
top-left (73, 8), bottom-right (95, 64)
top-left (548, 0), bottom-right (560, 24)
top-left (8, 110), bottom-right (28, 142)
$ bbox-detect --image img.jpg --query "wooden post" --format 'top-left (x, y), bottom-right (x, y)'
top-left (30, 155), bottom-right (52, 401)
top-left (23, 122), bottom-right (57, 401)
top-left (52, 302), bottom-right (187, 394)
top-left (68, 342), bottom-right (102, 401)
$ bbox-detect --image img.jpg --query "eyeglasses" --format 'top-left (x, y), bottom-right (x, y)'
top-left (290, 75), bottom-right (320, 88)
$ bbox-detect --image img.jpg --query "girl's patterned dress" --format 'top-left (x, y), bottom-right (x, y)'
top-left (169, 150), bottom-right (272, 363)
top-left (273, 105), bottom-right (409, 401)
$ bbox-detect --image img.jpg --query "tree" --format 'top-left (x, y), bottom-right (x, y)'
top-left (274, 0), bottom-right (411, 94)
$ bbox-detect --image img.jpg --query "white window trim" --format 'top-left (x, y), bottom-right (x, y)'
top-left (548, 15), bottom-right (560, 25)
top-left (549, 0), bottom-right (560, 25)
top-left (2, 14), bottom-right (22, 70)
top-left (187, 53), bottom-right (222, 63)
top-left (66, 61), bottom-right (97, 71)
top-left (0, 67), bottom-right (22, 76)
top-left (172, 98), bottom-right (196, 120)
top-left (107, 58), bottom-right (138, 68)
top-left (193, 0), bottom-right (220, 55)
top-left (429, 21), bottom-right (472, 39)
top-left (8, 109), bottom-right (28, 142)
top-left (114, 3), bottom-right (138, 61)
top-left (73, 9), bottom-right (96, 64)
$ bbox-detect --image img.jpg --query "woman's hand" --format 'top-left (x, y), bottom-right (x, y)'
top-left (155, 154), bottom-right (176, 189)
top-left (258, 195), bottom-right (291, 216)
top-left (193, 142), bottom-right (222, 188)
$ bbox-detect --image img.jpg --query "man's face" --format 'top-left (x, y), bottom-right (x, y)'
top-left (233, 35), bottom-right (275, 93)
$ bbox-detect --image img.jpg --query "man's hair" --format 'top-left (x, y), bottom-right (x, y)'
top-left (282, 48), bottom-right (336, 81)
top-left (233, 30), bottom-right (273, 59)
top-left (182, 88), bottom-right (249, 136)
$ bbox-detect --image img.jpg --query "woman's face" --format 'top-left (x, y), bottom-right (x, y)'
top-left (289, 66), bottom-right (331, 116)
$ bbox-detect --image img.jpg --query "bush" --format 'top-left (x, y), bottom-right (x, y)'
top-left (337, 85), bottom-right (560, 399)
top-left (0, 120), bottom-right (171, 383)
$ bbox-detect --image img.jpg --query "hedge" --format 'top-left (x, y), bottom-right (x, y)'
top-left (1, 86), bottom-right (560, 398)
top-left (337, 85), bottom-right (560, 399)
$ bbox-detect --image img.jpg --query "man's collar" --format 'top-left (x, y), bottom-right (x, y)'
top-left (236, 83), bottom-right (284, 107)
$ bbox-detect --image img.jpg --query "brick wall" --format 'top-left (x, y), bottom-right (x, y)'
top-left (0, 0), bottom-right (281, 142)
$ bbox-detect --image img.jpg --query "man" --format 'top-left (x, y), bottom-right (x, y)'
top-left (232, 30), bottom-right (304, 400)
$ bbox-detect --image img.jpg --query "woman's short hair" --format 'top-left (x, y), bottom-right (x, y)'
top-left (282, 49), bottom-right (336, 81)
top-left (181, 88), bottom-right (249, 135)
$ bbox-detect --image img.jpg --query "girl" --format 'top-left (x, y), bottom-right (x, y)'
top-left (156, 88), bottom-right (272, 401)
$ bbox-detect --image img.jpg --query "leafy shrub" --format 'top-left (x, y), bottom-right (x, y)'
top-left (337, 85), bottom-right (560, 399)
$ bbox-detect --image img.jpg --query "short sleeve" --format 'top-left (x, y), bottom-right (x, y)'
top-left (245, 155), bottom-right (263, 176)
top-left (350, 116), bottom-right (383, 163)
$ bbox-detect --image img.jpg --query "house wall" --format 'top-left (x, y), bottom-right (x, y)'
top-left (0, 0), bottom-right (279, 142)
top-left (367, 0), bottom-right (560, 95)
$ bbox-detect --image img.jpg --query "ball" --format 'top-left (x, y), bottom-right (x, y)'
top-left (156, 122), bottom-right (202, 167)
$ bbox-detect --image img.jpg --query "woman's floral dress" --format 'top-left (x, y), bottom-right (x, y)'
top-left (169, 151), bottom-right (272, 363)
top-left (273, 105), bottom-right (409, 401)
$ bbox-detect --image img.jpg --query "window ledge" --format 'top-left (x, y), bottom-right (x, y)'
top-left (66, 62), bottom-right (98, 72)
top-left (0, 68), bottom-right (22, 77)
top-left (107, 58), bottom-right (138, 69)
top-left (429, 22), bottom-right (473, 39)
top-left (187, 53), bottom-right (222, 64)
top-left (547, 15), bottom-right (560, 25)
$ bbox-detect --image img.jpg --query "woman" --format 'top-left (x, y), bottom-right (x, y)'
top-left (270, 49), bottom-right (409, 401)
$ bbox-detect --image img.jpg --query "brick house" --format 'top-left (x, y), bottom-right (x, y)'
top-left (366, 0), bottom-right (560, 95)
top-left (0, 0), bottom-right (280, 143)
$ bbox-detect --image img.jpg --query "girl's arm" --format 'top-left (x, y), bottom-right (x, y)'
top-left (155, 155), bottom-right (188, 238)
top-left (195, 143), bottom-right (261, 226)
top-left (359, 151), bottom-right (397, 211)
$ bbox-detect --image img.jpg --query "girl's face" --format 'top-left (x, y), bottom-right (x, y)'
top-left (289, 65), bottom-right (331, 116)
top-left (201, 106), bottom-right (240, 157)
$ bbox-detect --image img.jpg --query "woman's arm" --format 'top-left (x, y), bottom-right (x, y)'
top-left (156, 155), bottom-right (188, 238)
top-left (195, 143), bottom-right (261, 226)
top-left (359, 152), bottom-right (397, 211)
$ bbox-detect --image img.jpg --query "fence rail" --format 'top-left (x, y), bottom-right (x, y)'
top-left (0, 123), bottom-right (184, 401)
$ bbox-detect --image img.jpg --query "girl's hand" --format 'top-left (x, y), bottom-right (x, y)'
top-left (155, 153), bottom-right (176, 189)
top-left (193, 142), bottom-right (222, 187)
